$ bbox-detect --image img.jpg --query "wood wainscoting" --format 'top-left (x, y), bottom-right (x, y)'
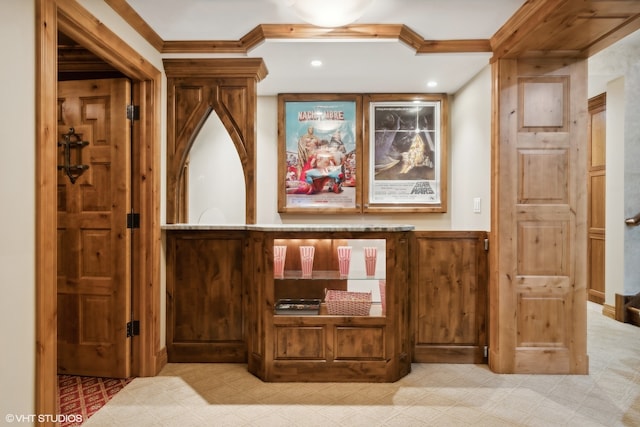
top-left (411, 231), bottom-right (489, 363)
top-left (165, 228), bottom-right (489, 367)
top-left (166, 230), bottom-right (249, 362)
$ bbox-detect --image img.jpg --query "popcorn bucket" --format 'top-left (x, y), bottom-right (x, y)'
top-left (379, 280), bottom-right (386, 314)
top-left (299, 246), bottom-right (315, 277)
top-left (337, 246), bottom-right (352, 277)
top-left (273, 245), bottom-right (287, 277)
top-left (364, 247), bottom-right (377, 276)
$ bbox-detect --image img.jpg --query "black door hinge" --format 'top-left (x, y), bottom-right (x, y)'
top-left (127, 320), bottom-right (140, 337)
top-left (127, 212), bottom-right (140, 229)
top-left (126, 105), bottom-right (140, 121)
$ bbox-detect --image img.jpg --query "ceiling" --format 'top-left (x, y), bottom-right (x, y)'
top-left (59, 1), bottom-right (640, 97)
top-left (124, 0), bottom-right (527, 95)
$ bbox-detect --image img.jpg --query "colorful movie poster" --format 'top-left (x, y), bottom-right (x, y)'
top-left (369, 101), bottom-right (441, 205)
top-left (283, 100), bottom-right (357, 209)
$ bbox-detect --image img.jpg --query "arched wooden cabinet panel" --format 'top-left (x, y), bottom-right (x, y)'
top-left (163, 58), bottom-right (268, 224)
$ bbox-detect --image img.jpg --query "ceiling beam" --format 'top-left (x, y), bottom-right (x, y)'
top-left (491, 0), bottom-right (640, 60)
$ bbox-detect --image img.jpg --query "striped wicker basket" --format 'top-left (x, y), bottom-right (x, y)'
top-left (324, 289), bottom-right (372, 316)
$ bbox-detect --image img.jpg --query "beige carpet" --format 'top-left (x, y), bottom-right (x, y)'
top-left (84, 302), bottom-right (640, 426)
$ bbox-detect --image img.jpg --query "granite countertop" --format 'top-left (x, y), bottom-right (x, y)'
top-left (161, 224), bottom-right (415, 232)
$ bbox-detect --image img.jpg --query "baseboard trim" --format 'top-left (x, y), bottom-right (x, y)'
top-left (155, 347), bottom-right (168, 374)
top-left (602, 303), bottom-right (615, 320)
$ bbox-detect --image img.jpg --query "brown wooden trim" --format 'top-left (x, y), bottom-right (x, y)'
top-left (35, 1), bottom-right (59, 423)
top-left (124, 20), bottom-right (491, 55)
top-left (602, 303), bottom-right (616, 320)
top-left (57, 1), bottom-right (159, 81)
top-left (417, 39), bottom-right (492, 54)
top-left (490, 0), bottom-right (559, 58)
top-left (103, 0), bottom-right (164, 51)
top-left (155, 347), bottom-right (168, 373)
top-left (583, 13), bottom-right (640, 57)
top-left (162, 40), bottom-right (247, 54)
top-left (491, 0), bottom-right (640, 60)
top-left (162, 58), bottom-right (268, 80)
top-left (615, 294), bottom-right (629, 322)
top-left (589, 93), bottom-right (606, 111)
top-left (131, 78), bottom-right (164, 376)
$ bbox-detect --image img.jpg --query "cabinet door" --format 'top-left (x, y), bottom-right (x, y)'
top-left (412, 232), bottom-right (488, 363)
top-left (166, 232), bottom-right (246, 362)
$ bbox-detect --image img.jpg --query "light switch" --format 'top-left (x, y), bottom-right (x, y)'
top-left (473, 197), bottom-right (481, 213)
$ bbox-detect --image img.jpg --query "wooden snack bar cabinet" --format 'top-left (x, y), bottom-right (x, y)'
top-left (247, 225), bottom-right (413, 382)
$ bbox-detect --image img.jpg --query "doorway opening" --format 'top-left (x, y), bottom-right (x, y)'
top-left (36, 0), bottom-right (162, 418)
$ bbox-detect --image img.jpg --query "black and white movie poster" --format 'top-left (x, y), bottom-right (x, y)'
top-left (369, 101), bottom-right (441, 205)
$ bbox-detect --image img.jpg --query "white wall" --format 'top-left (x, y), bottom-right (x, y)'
top-left (590, 30), bottom-right (640, 305)
top-left (623, 56), bottom-right (640, 297)
top-left (605, 77), bottom-right (626, 305)
top-left (0, 0), bottom-right (36, 420)
top-left (450, 65), bottom-right (492, 231)
top-left (188, 113), bottom-right (246, 224)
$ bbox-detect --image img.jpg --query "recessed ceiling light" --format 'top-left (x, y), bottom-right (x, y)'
top-left (311, 60), bottom-right (323, 67)
top-left (427, 81), bottom-right (438, 88)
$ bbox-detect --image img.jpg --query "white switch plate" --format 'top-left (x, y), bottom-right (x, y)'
top-left (473, 197), bottom-right (481, 213)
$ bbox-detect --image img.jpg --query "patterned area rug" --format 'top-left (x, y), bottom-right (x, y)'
top-left (58, 375), bottom-right (133, 426)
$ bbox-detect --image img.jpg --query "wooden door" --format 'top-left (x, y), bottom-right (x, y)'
top-left (490, 58), bottom-right (588, 374)
top-left (57, 78), bottom-right (131, 378)
top-left (588, 94), bottom-right (606, 304)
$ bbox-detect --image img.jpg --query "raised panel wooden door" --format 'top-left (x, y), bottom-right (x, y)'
top-left (57, 79), bottom-right (131, 378)
top-left (491, 59), bottom-right (588, 374)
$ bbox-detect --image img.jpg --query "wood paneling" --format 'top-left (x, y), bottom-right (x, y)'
top-left (163, 59), bottom-right (267, 224)
top-left (334, 327), bottom-right (385, 360)
top-left (588, 93), bottom-right (606, 304)
top-left (166, 231), bottom-right (247, 362)
top-left (275, 327), bottom-right (325, 359)
top-left (166, 229), bottom-right (489, 373)
top-left (411, 231), bottom-right (488, 363)
top-left (492, 0), bottom-right (640, 59)
top-left (491, 58), bottom-right (588, 374)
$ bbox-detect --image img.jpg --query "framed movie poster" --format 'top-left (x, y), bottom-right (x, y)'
top-left (363, 94), bottom-right (448, 213)
top-left (278, 94), bottom-right (362, 213)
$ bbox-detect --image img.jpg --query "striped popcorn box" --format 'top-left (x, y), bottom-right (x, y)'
top-left (337, 246), bottom-right (352, 277)
top-left (299, 246), bottom-right (315, 277)
top-left (273, 245), bottom-right (287, 277)
top-left (364, 247), bottom-right (377, 276)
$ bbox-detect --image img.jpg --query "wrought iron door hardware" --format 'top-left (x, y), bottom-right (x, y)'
top-left (58, 127), bottom-right (89, 184)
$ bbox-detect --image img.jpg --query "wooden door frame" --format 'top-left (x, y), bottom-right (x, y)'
top-left (36, 0), bottom-right (162, 421)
